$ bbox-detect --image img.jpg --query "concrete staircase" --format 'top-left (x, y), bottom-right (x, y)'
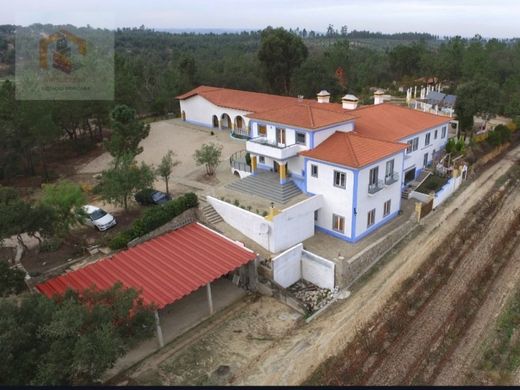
top-left (401, 169), bottom-right (432, 199)
top-left (226, 172), bottom-right (302, 204)
top-left (201, 203), bottom-right (223, 225)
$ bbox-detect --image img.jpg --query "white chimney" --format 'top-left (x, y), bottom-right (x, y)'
top-left (374, 89), bottom-right (385, 105)
top-left (342, 94), bottom-right (359, 110)
top-left (316, 90), bottom-right (330, 104)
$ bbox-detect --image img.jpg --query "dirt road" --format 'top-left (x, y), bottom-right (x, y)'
top-left (363, 173), bottom-right (520, 385)
top-left (434, 243), bottom-right (520, 385)
top-left (233, 145), bottom-right (520, 385)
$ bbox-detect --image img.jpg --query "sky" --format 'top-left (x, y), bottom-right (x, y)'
top-left (1, 0), bottom-right (519, 38)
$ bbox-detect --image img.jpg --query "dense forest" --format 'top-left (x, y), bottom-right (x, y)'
top-left (0, 24), bottom-right (519, 180)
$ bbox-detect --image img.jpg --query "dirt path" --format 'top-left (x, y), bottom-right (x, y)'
top-left (434, 243), bottom-right (520, 385)
top-left (365, 180), bottom-right (520, 385)
top-left (232, 145), bottom-right (520, 385)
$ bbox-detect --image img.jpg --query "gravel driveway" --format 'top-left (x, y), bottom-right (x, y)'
top-left (79, 119), bottom-right (246, 182)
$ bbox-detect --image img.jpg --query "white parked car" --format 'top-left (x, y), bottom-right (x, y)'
top-left (83, 205), bottom-right (117, 231)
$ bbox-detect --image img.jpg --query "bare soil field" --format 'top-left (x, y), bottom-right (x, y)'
top-left (306, 162), bottom-right (520, 385)
top-left (233, 145), bottom-right (520, 385)
top-left (116, 295), bottom-right (301, 386)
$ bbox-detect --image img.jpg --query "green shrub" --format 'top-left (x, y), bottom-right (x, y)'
top-left (108, 192), bottom-right (199, 250)
top-left (486, 125), bottom-right (512, 148)
top-left (109, 231), bottom-right (132, 250)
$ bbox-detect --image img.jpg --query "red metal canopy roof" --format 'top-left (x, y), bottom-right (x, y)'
top-left (36, 223), bottom-right (256, 309)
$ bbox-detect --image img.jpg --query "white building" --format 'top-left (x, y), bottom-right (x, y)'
top-left (177, 86), bottom-right (452, 244)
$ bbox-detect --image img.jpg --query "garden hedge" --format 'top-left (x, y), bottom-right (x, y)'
top-left (109, 192), bottom-right (198, 250)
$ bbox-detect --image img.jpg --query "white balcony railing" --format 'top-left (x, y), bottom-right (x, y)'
top-left (246, 137), bottom-right (305, 160)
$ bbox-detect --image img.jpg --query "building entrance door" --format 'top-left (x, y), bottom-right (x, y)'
top-left (404, 168), bottom-right (416, 184)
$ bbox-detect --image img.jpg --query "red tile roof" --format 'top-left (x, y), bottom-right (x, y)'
top-left (35, 223), bottom-right (256, 309)
top-left (177, 85), bottom-right (355, 130)
top-left (177, 86), bottom-right (450, 138)
top-left (353, 103), bottom-right (451, 142)
top-left (300, 131), bottom-right (407, 168)
top-left (177, 85), bottom-right (300, 113)
top-left (247, 102), bottom-right (355, 130)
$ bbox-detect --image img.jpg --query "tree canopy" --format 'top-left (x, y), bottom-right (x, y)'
top-left (0, 283), bottom-right (155, 385)
top-left (194, 143), bottom-right (223, 176)
top-left (105, 105), bottom-right (150, 166)
top-left (258, 27), bottom-right (308, 94)
top-left (97, 153), bottom-right (155, 211)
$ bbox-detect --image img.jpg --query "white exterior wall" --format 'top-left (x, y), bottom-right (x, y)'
top-left (272, 244), bottom-right (335, 289)
top-left (305, 159), bottom-right (355, 239)
top-left (401, 122), bottom-right (450, 175)
top-left (207, 195), bottom-right (324, 253)
top-left (301, 250), bottom-right (335, 289)
top-left (355, 152), bottom-right (404, 238)
top-left (313, 121), bottom-right (355, 147)
top-left (179, 95), bottom-right (251, 128)
top-left (288, 156), bottom-right (305, 177)
top-left (250, 122), bottom-right (311, 149)
top-left (272, 244), bottom-right (303, 288)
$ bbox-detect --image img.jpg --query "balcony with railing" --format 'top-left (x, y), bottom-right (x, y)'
top-left (385, 172), bottom-right (399, 186)
top-left (368, 180), bottom-right (384, 195)
top-left (246, 137), bottom-right (304, 160)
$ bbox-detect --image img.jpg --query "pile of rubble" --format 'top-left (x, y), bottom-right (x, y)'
top-left (288, 280), bottom-right (339, 313)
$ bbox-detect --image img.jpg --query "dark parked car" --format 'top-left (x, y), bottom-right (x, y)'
top-left (134, 188), bottom-right (172, 206)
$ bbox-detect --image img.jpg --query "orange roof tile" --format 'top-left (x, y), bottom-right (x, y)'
top-left (177, 86), bottom-right (451, 138)
top-left (247, 102), bottom-right (355, 130)
top-left (300, 131), bottom-right (407, 168)
top-left (353, 103), bottom-right (451, 142)
top-left (176, 85), bottom-right (300, 113)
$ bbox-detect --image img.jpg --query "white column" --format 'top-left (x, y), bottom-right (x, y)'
top-left (154, 310), bottom-right (164, 348)
top-left (206, 283), bottom-right (214, 315)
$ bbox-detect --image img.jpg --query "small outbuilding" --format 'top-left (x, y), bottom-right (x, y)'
top-left (36, 222), bottom-right (257, 347)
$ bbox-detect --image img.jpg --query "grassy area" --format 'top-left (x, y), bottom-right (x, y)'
top-left (475, 288), bottom-right (520, 384)
top-left (416, 174), bottom-right (449, 194)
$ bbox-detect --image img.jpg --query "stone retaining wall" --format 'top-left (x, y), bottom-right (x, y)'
top-left (337, 218), bottom-right (418, 288)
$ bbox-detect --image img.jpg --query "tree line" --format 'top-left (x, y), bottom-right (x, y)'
top-left (0, 25), bottom-right (519, 182)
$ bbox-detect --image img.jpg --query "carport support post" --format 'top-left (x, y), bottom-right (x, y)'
top-left (154, 310), bottom-right (164, 348)
top-left (206, 283), bottom-right (214, 315)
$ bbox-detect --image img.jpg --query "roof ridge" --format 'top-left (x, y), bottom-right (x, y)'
top-left (349, 131), bottom-right (407, 146)
top-left (343, 132), bottom-right (360, 167)
top-left (307, 105), bottom-right (315, 128)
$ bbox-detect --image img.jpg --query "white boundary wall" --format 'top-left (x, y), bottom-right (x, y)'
top-left (207, 194), bottom-right (323, 253)
top-left (272, 244), bottom-right (335, 289)
top-left (410, 165), bottom-right (467, 208)
top-left (272, 244), bottom-right (303, 288)
top-left (301, 250), bottom-right (335, 290)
